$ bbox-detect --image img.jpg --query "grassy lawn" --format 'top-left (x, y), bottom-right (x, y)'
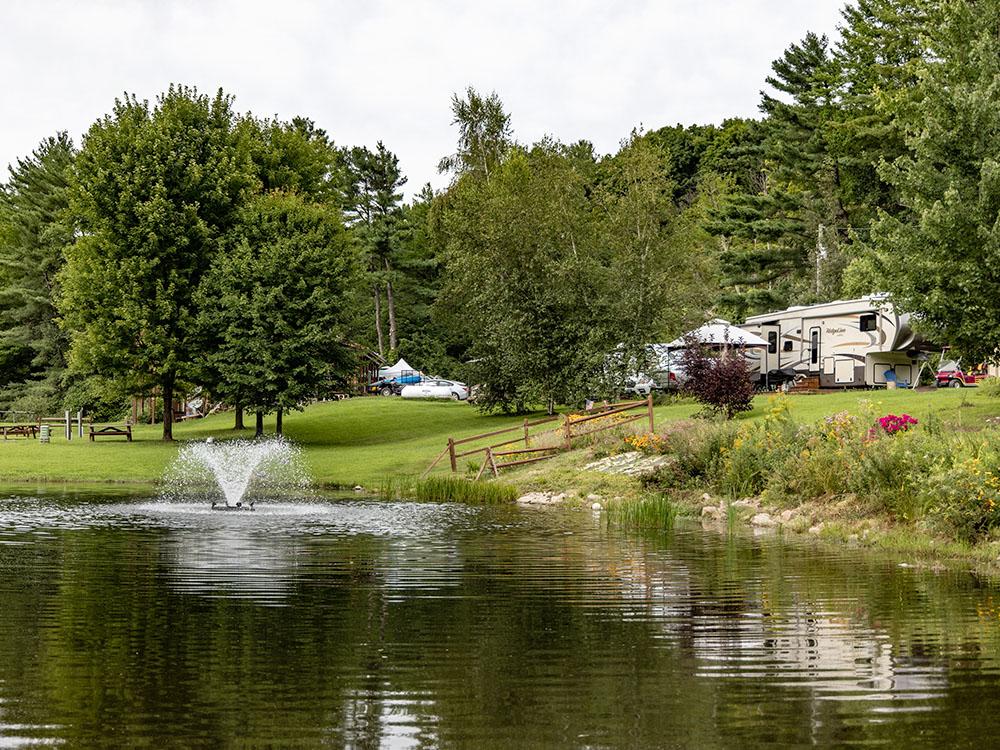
top-left (0, 387), bottom-right (996, 487)
top-left (733, 386), bottom-right (998, 426)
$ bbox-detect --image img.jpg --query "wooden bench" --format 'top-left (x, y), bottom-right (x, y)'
top-left (89, 424), bottom-right (132, 442)
top-left (2, 424), bottom-right (39, 439)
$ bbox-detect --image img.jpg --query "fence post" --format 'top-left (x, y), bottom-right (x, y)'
top-left (523, 419), bottom-right (530, 447)
top-left (448, 438), bottom-right (457, 472)
top-left (647, 393), bottom-right (654, 433)
top-left (77, 410), bottom-right (83, 438)
top-left (563, 414), bottom-right (572, 450)
top-left (64, 410), bottom-right (71, 440)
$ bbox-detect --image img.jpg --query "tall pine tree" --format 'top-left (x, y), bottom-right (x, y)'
top-left (0, 133), bottom-right (75, 414)
top-left (867, 0), bottom-right (1000, 361)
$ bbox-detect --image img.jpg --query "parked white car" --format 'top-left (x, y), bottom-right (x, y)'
top-left (400, 379), bottom-right (470, 401)
top-left (623, 373), bottom-right (658, 398)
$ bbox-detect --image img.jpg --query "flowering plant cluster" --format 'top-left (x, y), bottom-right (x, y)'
top-left (877, 413), bottom-right (918, 435)
top-left (822, 410), bottom-right (857, 443)
top-left (624, 432), bottom-right (667, 454)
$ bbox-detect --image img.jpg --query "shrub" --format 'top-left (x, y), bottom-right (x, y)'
top-left (679, 335), bottom-right (755, 418)
top-left (922, 440), bottom-right (1000, 540)
top-left (980, 376), bottom-right (1000, 399)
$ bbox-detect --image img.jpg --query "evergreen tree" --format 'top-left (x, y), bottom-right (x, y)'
top-left (710, 33), bottom-right (848, 316)
top-left (345, 142), bottom-right (407, 358)
top-left (867, 0), bottom-right (1000, 361)
top-left (392, 185), bottom-right (455, 374)
top-left (0, 133), bottom-right (75, 414)
top-left (833, 0), bottom-right (929, 236)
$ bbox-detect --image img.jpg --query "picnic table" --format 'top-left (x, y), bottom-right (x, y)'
top-left (89, 424), bottom-right (132, 442)
top-left (1, 424), bottom-right (39, 439)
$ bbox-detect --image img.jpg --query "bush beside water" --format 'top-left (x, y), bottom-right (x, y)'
top-left (634, 397), bottom-right (1000, 542)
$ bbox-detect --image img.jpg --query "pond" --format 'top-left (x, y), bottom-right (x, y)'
top-left (2, 489), bottom-right (1000, 747)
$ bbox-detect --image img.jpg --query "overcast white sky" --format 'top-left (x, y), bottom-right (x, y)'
top-left (2, 0), bottom-right (847, 197)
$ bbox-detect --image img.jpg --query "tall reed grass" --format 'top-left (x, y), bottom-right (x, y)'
top-left (379, 475), bottom-right (518, 504)
top-left (605, 494), bottom-right (678, 531)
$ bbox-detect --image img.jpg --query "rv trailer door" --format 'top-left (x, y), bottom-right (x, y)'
top-left (761, 324), bottom-right (781, 377)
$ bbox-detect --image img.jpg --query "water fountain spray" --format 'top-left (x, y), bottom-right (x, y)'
top-left (165, 437), bottom-right (308, 509)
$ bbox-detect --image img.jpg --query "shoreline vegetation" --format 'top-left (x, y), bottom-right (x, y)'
top-left (5, 389), bottom-right (1000, 569)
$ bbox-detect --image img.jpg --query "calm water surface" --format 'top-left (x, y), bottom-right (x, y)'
top-left (2, 489), bottom-right (1000, 747)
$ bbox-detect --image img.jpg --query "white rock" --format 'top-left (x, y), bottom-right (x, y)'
top-left (702, 492), bottom-right (712, 502)
top-left (353, 485), bottom-right (364, 492)
top-left (516, 492), bottom-right (549, 504)
top-left (808, 524), bottom-right (824, 535)
top-left (591, 502), bottom-right (602, 510)
top-left (751, 513), bottom-right (776, 527)
top-left (780, 510), bottom-right (795, 523)
top-left (701, 505), bottom-right (722, 521)
top-left (586, 494), bottom-right (602, 502)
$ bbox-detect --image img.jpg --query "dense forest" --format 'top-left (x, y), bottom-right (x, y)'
top-left (2, 0), bottom-right (999, 430)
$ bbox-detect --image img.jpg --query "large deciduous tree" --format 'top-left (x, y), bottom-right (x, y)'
top-left (61, 86), bottom-right (258, 440)
top-left (195, 192), bottom-right (358, 436)
top-left (435, 89), bottom-right (709, 412)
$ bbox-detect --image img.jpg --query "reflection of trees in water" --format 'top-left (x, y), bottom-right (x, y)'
top-left (6, 516), bottom-right (1000, 746)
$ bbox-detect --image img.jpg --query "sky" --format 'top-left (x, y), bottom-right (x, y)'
top-left (1, 0), bottom-right (848, 197)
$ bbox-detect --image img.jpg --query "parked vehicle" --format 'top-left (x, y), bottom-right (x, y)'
top-left (935, 360), bottom-right (985, 388)
top-left (400, 379), bottom-right (469, 401)
top-left (647, 345), bottom-right (688, 390)
top-left (623, 373), bottom-right (657, 398)
top-left (741, 296), bottom-right (931, 389)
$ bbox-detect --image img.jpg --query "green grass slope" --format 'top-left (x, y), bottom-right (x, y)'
top-left (0, 388), bottom-right (993, 487)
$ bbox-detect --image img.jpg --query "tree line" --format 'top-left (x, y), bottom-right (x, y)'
top-left (2, 0), bottom-right (999, 435)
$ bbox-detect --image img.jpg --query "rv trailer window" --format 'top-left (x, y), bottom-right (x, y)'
top-left (768, 331), bottom-right (778, 354)
top-left (810, 328), bottom-right (820, 365)
top-left (860, 313), bottom-right (877, 332)
top-left (783, 340), bottom-right (793, 352)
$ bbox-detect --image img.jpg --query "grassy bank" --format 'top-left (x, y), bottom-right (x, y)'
top-left (0, 387), bottom-right (994, 490)
top-left (575, 391), bottom-right (1000, 561)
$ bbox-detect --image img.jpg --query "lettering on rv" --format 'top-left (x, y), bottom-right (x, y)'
top-left (825, 327), bottom-right (846, 335)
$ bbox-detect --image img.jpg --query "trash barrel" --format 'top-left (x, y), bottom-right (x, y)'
top-left (39, 424), bottom-right (50, 443)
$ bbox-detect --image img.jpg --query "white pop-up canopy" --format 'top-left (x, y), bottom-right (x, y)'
top-left (663, 319), bottom-right (769, 349)
top-left (380, 358), bottom-right (417, 378)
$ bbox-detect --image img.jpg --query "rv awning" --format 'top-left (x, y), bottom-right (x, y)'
top-left (664, 319), bottom-right (769, 349)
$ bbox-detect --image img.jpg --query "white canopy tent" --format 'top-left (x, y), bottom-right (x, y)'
top-left (379, 358), bottom-right (420, 378)
top-left (663, 319), bottom-right (769, 350)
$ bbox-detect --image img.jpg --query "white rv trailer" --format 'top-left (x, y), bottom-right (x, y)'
top-left (741, 297), bottom-right (928, 388)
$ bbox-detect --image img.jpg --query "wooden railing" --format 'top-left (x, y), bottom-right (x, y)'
top-left (423, 395), bottom-right (655, 479)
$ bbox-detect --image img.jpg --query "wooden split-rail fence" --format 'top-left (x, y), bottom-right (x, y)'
top-left (422, 395), bottom-right (655, 480)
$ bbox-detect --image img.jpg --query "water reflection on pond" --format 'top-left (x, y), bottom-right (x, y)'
top-left (1, 490), bottom-right (1000, 747)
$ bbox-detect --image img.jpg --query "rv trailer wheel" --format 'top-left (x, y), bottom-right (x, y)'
top-left (950, 379), bottom-right (964, 388)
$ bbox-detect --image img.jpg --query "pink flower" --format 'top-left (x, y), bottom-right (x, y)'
top-left (876, 413), bottom-right (918, 435)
